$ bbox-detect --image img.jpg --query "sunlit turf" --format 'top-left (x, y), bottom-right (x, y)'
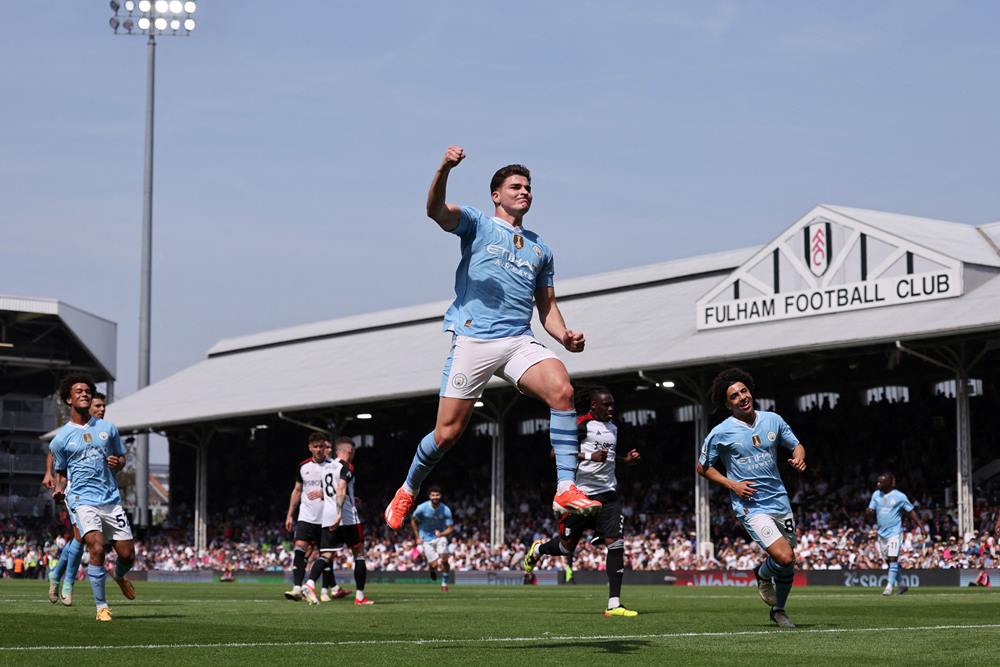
top-left (0, 579), bottom-right (996, 665)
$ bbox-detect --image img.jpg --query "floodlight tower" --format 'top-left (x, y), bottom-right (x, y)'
top-left (109, 0), bottom-right (197, 527)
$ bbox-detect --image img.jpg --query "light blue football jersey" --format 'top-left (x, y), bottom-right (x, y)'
top-left (869, 489), bottom-right (914, 539)
top-left (50, 417), bottom-right (125, 509)
top-left (699, 411), bottom-right (800, 517)
top-left (412, 501), bottom-right (453, 541)
top-left (442, 206), bottom-right (555, 339)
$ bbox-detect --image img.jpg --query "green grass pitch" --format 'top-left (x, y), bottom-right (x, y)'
top-left (0, 580), bottom-right (996, 665)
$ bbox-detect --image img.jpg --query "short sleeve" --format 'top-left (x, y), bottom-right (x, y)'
top-left (444, 506), bottom-right (454, 526)
top-left (108, 424), bottom-right (126, 456)
top-left (698, 433), bottom-right (718, 468)
top-left (412, 505), bottom-right (425, 523)
top-left (296, 465), bottom-right (304, 484)
top-left (900, 493), bottom-right (914, 512)
top-left (536, 249), bottom-right (555, 289)
top-left (775, 416), bottom-right (799, 450)
top-left (868, 492), bottom-right (878, 511)
top-left (339, 465), bottom-right (354, 482)
top-left (51, 436), bottom-right (67, 471)
top-left (449, 206), bottom-right (483, 238)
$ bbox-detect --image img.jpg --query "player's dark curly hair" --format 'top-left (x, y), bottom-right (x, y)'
top-left (574, 384), bottom-right (611, 414)
top-left (307, 432), bottom-right (329, 444)
top-left (490, 164), bottom-right (530, 194)
top-left (709, 368), bottom-right (755, 410)
top-left (58, 373), bottom-right (96, 403)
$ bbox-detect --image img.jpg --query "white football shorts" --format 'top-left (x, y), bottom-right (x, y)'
top-left (420, 537), bottom-right (449, 564)
top-left (743, 512), bottom-right (796, 550)
top-left (76, 503), bottom-right (133, 542)
top-left (440, 334), bottom-right (559, 399)
top-left (878, 534), bottom-right (901, 560)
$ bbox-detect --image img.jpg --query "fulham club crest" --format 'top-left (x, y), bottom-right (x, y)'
top-left (804, 221), bottom-right (832, 277)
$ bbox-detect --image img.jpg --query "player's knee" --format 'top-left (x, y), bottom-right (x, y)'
top-left (550, 382), bottom-right (574, 410)
top-left (774, 550), bottom-right (796, 567)
top-left (435, 424), bottom-right (463, 447)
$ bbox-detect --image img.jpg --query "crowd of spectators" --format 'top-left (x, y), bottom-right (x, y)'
top-left (5, 388), bottom-right (999, 576)
top-left (4, 498), bottom-right (997, 576)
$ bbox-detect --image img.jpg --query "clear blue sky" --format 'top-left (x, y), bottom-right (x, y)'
top-left (3, 2), bottom-right (999, 461)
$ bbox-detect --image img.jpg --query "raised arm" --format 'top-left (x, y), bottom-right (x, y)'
top-left (426, 146), bottom-right (466, 231)
top-left (534, 286), bottom-right (585, 352)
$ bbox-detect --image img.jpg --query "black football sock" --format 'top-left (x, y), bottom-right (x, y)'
top-left (607, 541), bottom-right (625, 603)
top-left (322, 558), bottom-right (335, 589)
top-left (292, 547), bottom-right (307, 587)
top-left (307, 557), bottom-right (328, 585)
top-left (537, 538), bottom-right (566, 557)
top-left (354, 557), bottom-right (367, 594)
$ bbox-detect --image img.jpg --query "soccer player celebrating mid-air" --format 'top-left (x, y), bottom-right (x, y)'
top-left (283, 433), bottom-right (337, 601)
top-left (385, 146), bottom-right (599, 529)
top-left (697, 368), bottom-right (806, 629)
top-left (49, 375), bottom-right (136, 622)
top-left (866, 472), bottom-right (921, 596)
top-left (411, 486), bottom-right (455, 592)
top-left (524, 387), bottom-right (641, 617)
top-left (43, 390), bottom-right (109, 606)
top-left (303, 437), bottom-right (374, 606)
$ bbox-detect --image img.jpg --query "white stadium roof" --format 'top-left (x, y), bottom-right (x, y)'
top-left (0, 295), bottom-right (117, 379)
top-left (108, 205), bottom-right (1000, 432)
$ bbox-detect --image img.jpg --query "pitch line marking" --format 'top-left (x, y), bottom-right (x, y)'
top-left (2, 623), bottom-right (998, 652)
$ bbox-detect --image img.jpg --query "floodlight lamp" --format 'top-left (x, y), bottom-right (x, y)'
top-left (184, 18), bottom-right (195, 30)
top-left (123, 17), bottom-right (134, 32)
top-left (154, 17), bottom-right (167, 30)
top-left (184, 1), bottom-right (196, 12)
top-left (124, 0), bottom-right (136, 11)
top-left (155, 0), bottom-right (168, 13)
top-left (661, 381), bottom-right (676, 388)
top-left (255, 424), bottom-right (269, 430)
top-left (137, 16), bottom-right (150, 29)
top-left (170, 19), bottom-right (180, 30)
top-left (356, 413), bottom-right (373, 420)
top-left (474, 401), bottom-right (485, 407)
top-left (169, 0), bottom-right (183, 13)
top-left (109, 16), bottom-right (120, 32)
top-left (138, 0), bottom-right (151, 12)
top-left (110, 0), bottom-right (121, 14)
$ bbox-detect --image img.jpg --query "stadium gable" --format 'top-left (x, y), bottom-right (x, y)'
top-left (106, 205), bottom-right (1000, 432)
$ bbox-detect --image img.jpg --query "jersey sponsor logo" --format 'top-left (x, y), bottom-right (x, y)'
top-left (752, 434), bottom-right (762, 447)
top-left (767, 431), bottom-right (777, 442)
top-left (99, 432), bottom-right (109, 441)
top-left (451, 373), bottom-right (469, 389)
top-left (513, 234), bottom-right (524, 249)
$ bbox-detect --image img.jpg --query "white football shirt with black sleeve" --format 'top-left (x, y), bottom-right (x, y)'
top-left (574, 414), bottom-right (618, 496)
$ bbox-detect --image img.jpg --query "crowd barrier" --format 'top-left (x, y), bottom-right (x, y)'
top-left (126, 568), bottom-right (999, 587)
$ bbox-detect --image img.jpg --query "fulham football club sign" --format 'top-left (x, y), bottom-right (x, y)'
top-left (696, 205), bottom-right (964, 330)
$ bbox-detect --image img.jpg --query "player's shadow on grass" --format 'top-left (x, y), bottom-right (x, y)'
top-left (114, 614), bottom-right (186, 620)
top-left (438, 640), bottom-right (651, 655)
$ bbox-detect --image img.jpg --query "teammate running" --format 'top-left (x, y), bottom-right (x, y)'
top-left (49, 375), bottom-right (135, 622)
top-left (304, 437), bottom-right (373, 606)
top-left (866, 473), bottom-right (921, 596)
top-left (284, 433), bottom-right (332, 601)
top-left (524, 387), bottom-right (641, 616)
top-left (697, 368), bottom-right (806, 629)
top-left (411, 486), bottom-right (454, 592)
top-left (43, 390), bottom-right (109, 606)
top-left (385, 146), bottom-right (599, 530)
